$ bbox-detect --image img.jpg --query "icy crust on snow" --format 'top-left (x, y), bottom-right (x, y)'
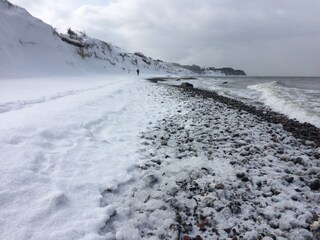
top-left (101, 84), bottom-right (320, 239)
top-left (0, 76), bottom-right (181, 240)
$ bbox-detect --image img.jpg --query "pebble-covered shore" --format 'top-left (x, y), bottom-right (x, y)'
top-left (176, 85), bottom-right (320, 147)
top-left (100, 82), bottom-right (320, 240)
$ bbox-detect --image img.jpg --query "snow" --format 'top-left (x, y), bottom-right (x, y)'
top-left (0, 1), bottom-right (82, 78)
top-left (0, 75), bottom-right (178, 240)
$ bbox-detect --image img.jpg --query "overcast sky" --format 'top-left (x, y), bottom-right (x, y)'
top-left (12, 0), bottom-right (320, 76)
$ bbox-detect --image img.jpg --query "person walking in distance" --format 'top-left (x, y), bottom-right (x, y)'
top-left (136, 69), bottom-right (140, 76)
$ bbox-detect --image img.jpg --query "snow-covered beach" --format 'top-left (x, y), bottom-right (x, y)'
top-left (0, 75), bottom-right (319, 240)
top-left (1, 1), bottom-right (320, 239)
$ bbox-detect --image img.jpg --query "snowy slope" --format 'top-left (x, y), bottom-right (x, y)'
top-left (0, 0), bottom-right (193, 78)
top-left (59, 30), bottom-right (191, 76)
top-left (0, 0), bottom-right (83, 77)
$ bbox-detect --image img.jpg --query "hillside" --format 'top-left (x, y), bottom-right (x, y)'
top-left (0, 0), bottom-right (80, 78)
top-left (0, 0), bottom-right (245, 78)
top-left (58, 29), bottom-right (191, 76)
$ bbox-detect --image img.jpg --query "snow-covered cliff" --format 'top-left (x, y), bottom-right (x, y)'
top-left (0, 0), bottom-right (247, 78)
top-left (0, 0), bottom-right (193, 78)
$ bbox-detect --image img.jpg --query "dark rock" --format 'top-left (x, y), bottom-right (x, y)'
top-left (151, 159), bottom-right (161, 165)
top-left (215, 183), bottom-right (225, 190)
top-left (308, 179), bottom-right (320, 190)
top-left (181, 82), bottom-right (194, 88)
top-left (236, 172), bottom-right (249, 182)
top-left (312, 212), bottom-right (319, 221)
top-left (284, 176), bottom-right (294, 184)
top-left (294, 157), bottom-right (305, 165)
top-left (236, 172), bottom-right (246, 179)
top-left (242, 176), bottom-right (249, 182)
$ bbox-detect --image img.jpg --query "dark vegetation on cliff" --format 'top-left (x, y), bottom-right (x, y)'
top-left (172, 64), bottom-right (247, 76)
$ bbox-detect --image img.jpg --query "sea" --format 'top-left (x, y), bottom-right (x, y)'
top-left (169, 76), bottom-right (320, 128)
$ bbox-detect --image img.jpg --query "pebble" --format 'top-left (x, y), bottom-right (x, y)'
top-left (215, 183), bottom-right (225, 190)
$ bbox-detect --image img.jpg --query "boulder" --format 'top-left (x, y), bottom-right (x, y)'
top-left (181, 82), bottom-right (194, 88)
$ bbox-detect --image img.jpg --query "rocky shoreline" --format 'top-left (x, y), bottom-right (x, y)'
top-left (176, 85), bottom-right (320, 148)
top-left (100, 81), bottom-right (320, 240)
top-left (147, 77), bottom-right (320, 148)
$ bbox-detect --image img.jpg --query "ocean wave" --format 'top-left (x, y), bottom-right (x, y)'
top-left (248, 81), bottom-right (320, 128)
